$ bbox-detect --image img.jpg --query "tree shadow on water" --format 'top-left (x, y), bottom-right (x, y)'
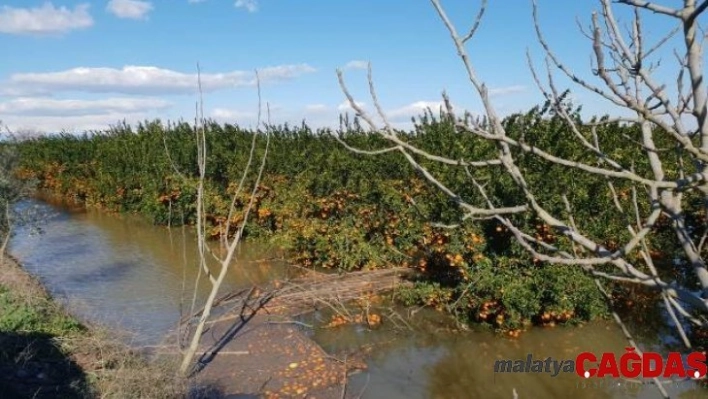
top-left (0, 331), bottom-right (89, 399)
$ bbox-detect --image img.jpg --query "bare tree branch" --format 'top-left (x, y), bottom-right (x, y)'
top-left (333, 2), bottom-right (708, 386)
top-left (179, 69), bottom-right (271, 375)
top-left (461, 0), bottom-right (487, 43)
top-left (616, 0), bottom-right (682, 18)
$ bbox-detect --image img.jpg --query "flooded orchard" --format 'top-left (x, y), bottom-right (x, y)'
top-left (9, 198), bottom-right (703, 398)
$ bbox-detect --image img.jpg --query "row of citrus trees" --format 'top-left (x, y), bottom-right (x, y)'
top-left (13, 104), bottom-right (694, 334)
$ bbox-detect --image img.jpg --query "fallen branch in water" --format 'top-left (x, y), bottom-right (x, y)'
top-left (211, 267), bottom-right (413, 318)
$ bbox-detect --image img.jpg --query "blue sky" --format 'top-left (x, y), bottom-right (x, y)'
top-left (0, 0), bottom-right (686, 133)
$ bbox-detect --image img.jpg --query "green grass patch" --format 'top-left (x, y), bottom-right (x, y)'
top-left (0, 285), bottom-right (83, 335)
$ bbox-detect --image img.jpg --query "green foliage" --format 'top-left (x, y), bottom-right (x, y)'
top-left (0, 285), bottom-right (83, 335)
top-left (1, 142), bottom-right (39, 252)
top-left (1, 146), bottom-right (21, 232)
top-left (398, 255), bottom-right (608, 332)
top-left (14, 100), bottom-right (693, 333)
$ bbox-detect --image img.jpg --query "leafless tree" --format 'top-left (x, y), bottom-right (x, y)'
top-left (336, 0), bottom-right (708, 391)
top-left (178, 67), bottom-right (271, 375)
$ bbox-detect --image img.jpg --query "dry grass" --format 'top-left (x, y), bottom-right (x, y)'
top-left (62, 331), bottom-right (188, 399)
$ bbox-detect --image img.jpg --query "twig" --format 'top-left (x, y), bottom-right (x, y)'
top-left (340, 355), bottom-right (348, 399)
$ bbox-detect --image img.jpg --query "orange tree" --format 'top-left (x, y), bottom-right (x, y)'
top-left (16, 107), bottom-right (672, 332)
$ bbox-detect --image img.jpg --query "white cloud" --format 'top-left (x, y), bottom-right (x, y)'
top-left (235, 0), bottom-right (258, 12)
top-left (488, 85), bottom-right (526, 97)
top-left (107, 0), bottom-right (153, 20)
top-left (0, 3), bottom-right (93, 35)
top-left (337, 100), bottom-right (366, 112)
top-left (0, 95), bottom-right (172, 133)
top-left (343, 60), bottom-right (369, 70)
top-left (387, 100), bottom-right (446, 120)
top-left (335, 100), bottom-right (446, 130)
top-left (256, 64), bottom-right (317, 82)
top-left (211, 104), bottom-right (340, 129)
top-left (2, 113), bottom-right (153, 134)
top-left (188, 0), bottom-right (207, 3)
top-left (0, 86), bottom-right (53, 97)
top-left (0, 97), bottom-right (171, 117)
top-left (4, 64), bottom-right (317, 96)
top-left (305, 104), bottom-right (328, 113)
top-left (211, 107), bottom-right (256, 121)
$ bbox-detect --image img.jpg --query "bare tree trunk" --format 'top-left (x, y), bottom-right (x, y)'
top-left (178, 69), bottom-right (271, 375)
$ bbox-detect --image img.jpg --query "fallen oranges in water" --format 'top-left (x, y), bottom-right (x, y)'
top-left (324, 313), bottom-right (382, 328)
top-left (366, 313), bottom-right (382, 326)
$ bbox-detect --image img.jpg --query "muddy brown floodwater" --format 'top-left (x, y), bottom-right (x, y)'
top-left (9, 198), bottom-right (706, 398)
